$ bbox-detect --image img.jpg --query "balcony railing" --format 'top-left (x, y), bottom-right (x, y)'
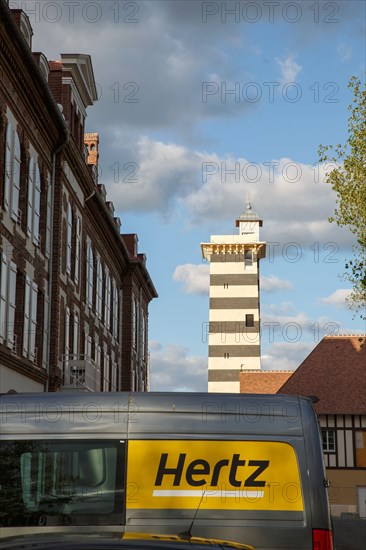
top-left (60, 354), bottom-right (101, 392)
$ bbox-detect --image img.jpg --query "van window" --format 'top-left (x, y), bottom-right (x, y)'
top-left (0, 440), bottom-right (125, 527)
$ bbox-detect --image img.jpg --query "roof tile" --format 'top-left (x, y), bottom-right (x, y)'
top-left (278, 336), bottom-right (366, 414)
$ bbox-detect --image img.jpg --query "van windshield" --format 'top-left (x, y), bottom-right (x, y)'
top-left (0, 440), bottom-right (125, 527)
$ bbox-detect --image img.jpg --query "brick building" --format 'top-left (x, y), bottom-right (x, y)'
top-left (240, 370), bottom-right (292, 393)
top-left (0, 0), bottom-right (157, 393)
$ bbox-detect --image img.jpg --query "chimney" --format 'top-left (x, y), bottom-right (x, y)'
top-left (84, 133), bottom-right (99, 168)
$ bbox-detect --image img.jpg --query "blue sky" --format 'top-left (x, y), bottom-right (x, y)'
top-left (23, 0), bottom-right (366, 390)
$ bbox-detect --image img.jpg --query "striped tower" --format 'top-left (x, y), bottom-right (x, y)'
top-left (201, 202), bottom-right (266, 393)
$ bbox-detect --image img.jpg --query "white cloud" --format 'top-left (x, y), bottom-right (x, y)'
top-left (107, 137), bottom-right (202, 213)
top-left (337, 42), bottom-right (352, 62)
top-left (182, 155), bottom-right (352, 247)
top-left (320, 289), bottom-right (352, 308)
top-left (261, 341), bottom-right (314, 371)
top-left (261, 275), bottom-right (293, 292)
top-left (173, 264), bottom-right (210, 295)
top-left (260, 306), bottom-right (344, 347)
top-left (275, 54), bottom-right (302, 85)
top-left (149, 342), bottom-right (207, 391)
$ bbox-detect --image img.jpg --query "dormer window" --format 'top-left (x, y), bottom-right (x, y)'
top-left (39, 58), bottom-right (49, 82)
top-left (20, 16), bottom-right (32, 47)
top-left (11, 10), bottom-right (33, 49)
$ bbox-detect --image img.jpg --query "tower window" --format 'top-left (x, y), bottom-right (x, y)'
top-left (244, 250), bottom-right (253, 268)
top-left (245, 314), bottom-right (254, 327)
top-left (223, 283), bottom-right (229, 289)
top-left (224, 352), bottom-right (230, 359)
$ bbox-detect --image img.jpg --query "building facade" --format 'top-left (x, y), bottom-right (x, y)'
top-left (201, 202), bottom-right (266, 392)
top-left (238, 336), bottom-right (366, 517)
top-left (0, 0), bottom-right (157, 393)
top-left (278, 335), bottom-right (366, 518)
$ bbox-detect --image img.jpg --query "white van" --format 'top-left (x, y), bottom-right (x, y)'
top-left (0, 392), bottom-right (333, 549)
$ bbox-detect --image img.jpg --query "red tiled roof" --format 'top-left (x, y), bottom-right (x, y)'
top-left (240, 370), bottom-right (293, 394)
top-left (278, 336), bottom-right (366, 414)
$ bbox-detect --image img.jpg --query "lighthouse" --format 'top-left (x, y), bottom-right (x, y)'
top-left (201, 202), bottom-right (266, 392)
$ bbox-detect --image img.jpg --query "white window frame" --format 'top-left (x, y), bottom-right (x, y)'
top-left (86, 242), bottom-right (94, 308)
top-left (45, 172), bottom-right (52, 257)
top-left (23, 275), bottom-right (38, 360)
top-left (73, 311), bottom-right (79, 356)
top-left (96, 256), bottom-right (103, 319)
top-left (65, 306), bottom-right (71, 357)
top-left (42, 291), bottom-right (49, 369)
top-left (74, 215), bottom-right (81, 284)
top-left (141, 311), bottom-right (146, 361)
top-left (104, 270), bottom-right (111, 330)
top-left (322, 429), bottom-right (336, 453)
top-left (66, 203), bottom-right (72, 275)
top-left (112, 283), bottom-right (119, 339)
top-left (0, 253), bottom-right (17, 348)
top-left (103, 347), bottom-right (110, 392)
top-left (132, 296), bottom-right (137, 349)
top-left (4, 116), bottom-right (21, 223)
top-left (85, 324), bottom-right (92, 358)
top-left (95, 337), bottom-right (101, 370)
top-left (27, 157), bottom-right (41, 246)
top-left (111, 350), bottom-right (117, 391)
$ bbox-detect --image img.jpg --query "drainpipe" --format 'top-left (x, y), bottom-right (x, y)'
top-left (45, 130), bottom-right (69, 391)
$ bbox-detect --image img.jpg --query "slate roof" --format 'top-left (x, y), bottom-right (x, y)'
top-left (278, 336), bottom-right (366, 414)
top-left (240, 370), bottom-right (293, 394)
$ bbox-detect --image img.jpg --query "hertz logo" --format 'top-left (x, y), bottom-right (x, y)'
top-left (127, 440), bottom-right (304, 511)
top-left (155, 453), bottom-right (269, 488)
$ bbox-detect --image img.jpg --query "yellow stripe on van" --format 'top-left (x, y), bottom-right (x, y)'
top-left (126, 440), bottom-right (303, 511)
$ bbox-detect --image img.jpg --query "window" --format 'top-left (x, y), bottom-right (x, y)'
top-left (224, 352), bottom-right (230, 359)
top-left (42, 292), bottom-right (49, 369)
top-left (27, 157), bottom-right (41, 245)
top-left (103, 350), bottom-right (110, 392)
top-left (132, 297), bottom-right (137, 349)
top-left (322, 430), bottom-right (335, 452)
top-left (85, 324), bottom-right (92, 359)
top-left (141, 311), bottom-right (146, 360)
top-left (74, 215), bottom-right (81, 284)
top-left (112, 284), bottom-right (119, 339)
top-left (95, 338), bottom-right (101, 369)
top-left (65, 306), bottom-right (71, 357)
top-left (3, 116), bottom-right (21, 223)
top-left (223, 283), bottom-right (229, 289)
top-left (66, 203), bottom-right (73, 274)
top-left (96, 257), bottom-right (103, 318)
top-left (0, 253), bottom-right (16, 348)
top-left (23, 275), bottom-right (38, 360)
top-left (104, 271), bottom-right (111, 331)
top-left (0, 439), bottom-right (125, 527)
top-left (45, 173), bottom-right (51, 257)
top-left (73, 311), bottom-right (79, 356)
top-left (86, 242), bottom-right (94, 308)
top-left (245, 314), bottom-right (254, 327)
top-left (111, 350), bottom-right (117, 391)
top-left (244, 250), bottom-right (253, 269)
